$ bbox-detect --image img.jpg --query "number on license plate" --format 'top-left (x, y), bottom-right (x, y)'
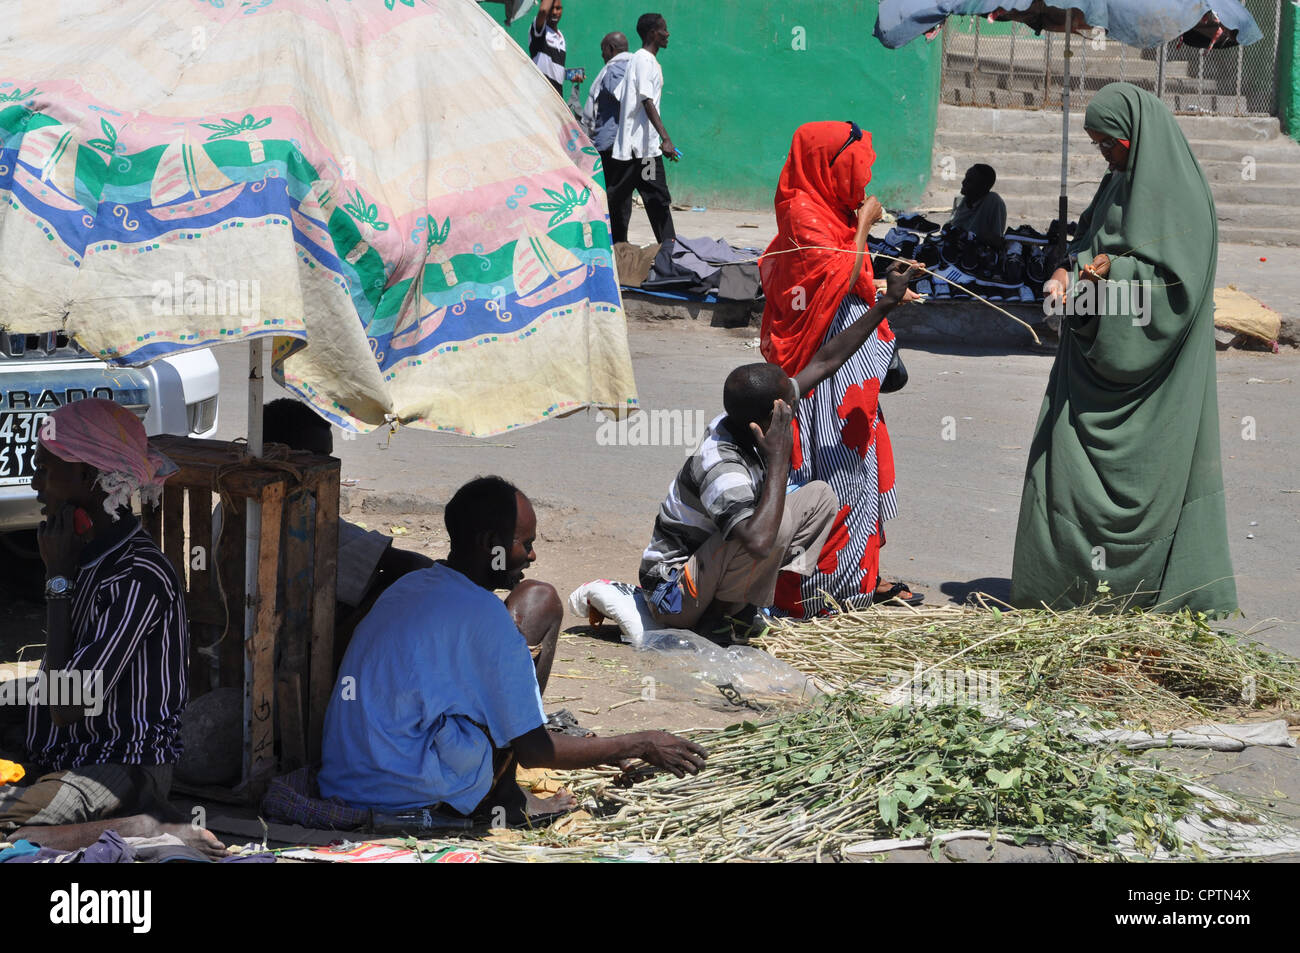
top-left (0, 412), bottom-right (52, 486)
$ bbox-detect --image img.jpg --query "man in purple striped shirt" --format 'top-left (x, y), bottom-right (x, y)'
top-left (0, 398), bottom-right (223, 856)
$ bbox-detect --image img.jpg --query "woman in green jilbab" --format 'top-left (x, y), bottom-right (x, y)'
top-left (1010, 82), bottom-right (1237, 616)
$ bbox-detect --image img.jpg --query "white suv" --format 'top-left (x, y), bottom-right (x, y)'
top-left (0, 330), bottom-right (220, 539)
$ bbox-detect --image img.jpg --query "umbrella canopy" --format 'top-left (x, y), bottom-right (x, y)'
top-left (0, 0), bottom-right (636, 438)
top-left (875, 1), bottom-right (1265, 50)
top-left (873, 1), bottom-right (1263, 264)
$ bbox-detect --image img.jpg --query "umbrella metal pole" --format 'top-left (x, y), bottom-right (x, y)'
top-left (1057, 19), bottom-right (1072, 268)
top-left (243, 338), bottom-right (264, 782)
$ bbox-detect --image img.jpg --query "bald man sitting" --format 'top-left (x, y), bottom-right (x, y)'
top-left (320, 477), bottom-right (706, 823)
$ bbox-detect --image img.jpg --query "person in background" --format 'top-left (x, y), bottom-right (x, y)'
top-left (582, 31), bottom-right (633, 226)
top-left (950, 163), bottom-right (1007, 245)
top-left (528, 0), bottom-right (567, 95)
top-left (319, 476), bottom-right (706, 822)
top-left (606, 12), bottom-right (677, 245)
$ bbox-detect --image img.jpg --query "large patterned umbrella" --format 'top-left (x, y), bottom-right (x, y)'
top-left (0, 0), bottom-right (636, 438)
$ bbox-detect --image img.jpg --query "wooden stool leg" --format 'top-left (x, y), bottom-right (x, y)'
top-left (308, 474), bottom-right (339, 763)
top-left (278, 491), bottom-right (313, 772)
top-left (187, 488), bottom-right (215, 697)
top-left (247, 482), bottom-right (284, 786)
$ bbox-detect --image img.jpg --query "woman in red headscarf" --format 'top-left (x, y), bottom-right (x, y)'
top-left (760, 121), bottom-right (920, 617)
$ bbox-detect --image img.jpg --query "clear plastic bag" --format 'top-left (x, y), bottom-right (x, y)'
top-left (569, 579), bottom-right (820, 711)
top-left (637, 628), bottom-right (821, 712)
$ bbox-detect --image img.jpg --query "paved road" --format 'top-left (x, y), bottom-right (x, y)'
top-left (213, 314), bottom-right (1300, 658)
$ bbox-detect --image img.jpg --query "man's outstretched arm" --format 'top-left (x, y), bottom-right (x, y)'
top-left (512, 725), bottom-right (707, 777)
top-left (534, 0), bottom-right (556, 31)
top-left (793, 260), bottom-right (918, 398)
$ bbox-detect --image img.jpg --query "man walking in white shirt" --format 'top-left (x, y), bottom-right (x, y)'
top-left (607, 13), bottom-right (678, 245)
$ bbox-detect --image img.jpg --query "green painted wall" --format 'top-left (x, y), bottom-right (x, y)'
top-left (487, 1), bottom-right (943, 209)
top-left (1280, 0), bottom-right (1300, 142)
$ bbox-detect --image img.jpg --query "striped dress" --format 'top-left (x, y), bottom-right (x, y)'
top-left (773, 294), bottom-right (898, 618)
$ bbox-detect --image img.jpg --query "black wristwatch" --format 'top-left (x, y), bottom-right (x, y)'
top-left (45, 575), bottom-right (75, 600)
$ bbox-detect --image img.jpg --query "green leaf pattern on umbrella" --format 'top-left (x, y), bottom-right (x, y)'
top-left (85, 117), bottom-right (118, 155)
top-left (529, 182), bottom-right (590, 227)
top-left (580, 146), bottom-right (601, 175)
top-left (424, 214), bottom-right (451, 252)
top-left (343, 187), bottom-right (389, 232)
top-left (0, 86), bottom-right (39, 103)
top-left (199, 113), bottom-right (272, 141)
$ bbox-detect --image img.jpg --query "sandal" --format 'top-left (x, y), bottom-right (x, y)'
top-left (545, 709), bottom-right (596, 738)
top-left (874, 581), bottom-right (925, 607)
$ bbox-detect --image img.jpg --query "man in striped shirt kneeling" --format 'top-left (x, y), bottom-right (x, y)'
top-left (639, 261), bottom-right (921, 641)
top-left (0, 398), bottom-right (223, 856)
top-left (638, 365), bottom-right (838, 643)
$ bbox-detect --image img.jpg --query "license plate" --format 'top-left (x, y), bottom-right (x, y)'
top-left (0, 411), bottom-right (52, 486)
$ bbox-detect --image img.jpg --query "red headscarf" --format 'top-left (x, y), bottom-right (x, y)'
top-left (760, 121), bottom-right (878, 375)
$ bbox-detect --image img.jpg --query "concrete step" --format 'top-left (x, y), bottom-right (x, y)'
top-left (925, 167), bottom-right (1300, 205)
top-left (907, 202), bottom-right (1300, 247)
top-left (933, 130), bottom-right (1300, 165)
top-left (946, 70), bottom-right (1216, 98)
top-left (1215, 202), bottom-right (1300, 231)
top-left (945, 70), bottom-right (1246, 105)
top-left (944, 56), bottom-right (1193, 86)
top-left (945, 49), bottom-right (1187, 73)
top-left (936, 103), bottom-right (1281, 140)
top-left (1218, 226), bottom-right (1300, 246)
top-left (943, 87), bottom-right (1254, 115)
top-left (922, 188), bottom-right (1300, 227)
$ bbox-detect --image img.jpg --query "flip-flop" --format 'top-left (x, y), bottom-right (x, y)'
top-left (874, 581), bottom-right (925, 607)
top-left (545, 709), bottom-right (596, 738)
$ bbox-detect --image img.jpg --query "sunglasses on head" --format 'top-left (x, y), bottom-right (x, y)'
top-left (829, 121), bottom-right (863, 167)
top-left (1096, 136), bottom-right (1130, 152)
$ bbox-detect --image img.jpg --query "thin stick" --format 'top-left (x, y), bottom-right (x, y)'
top-left (753, 244), bottom-right (1043, 345)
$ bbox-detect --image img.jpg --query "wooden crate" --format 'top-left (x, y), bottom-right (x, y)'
top-left (142, 435), bottom-right (340, 801)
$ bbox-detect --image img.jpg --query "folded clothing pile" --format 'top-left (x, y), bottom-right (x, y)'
top-left (628, 236), bottom-right (763, 301)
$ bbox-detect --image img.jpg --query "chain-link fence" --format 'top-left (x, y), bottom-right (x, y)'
top-left (940, 0), bottom-right (1283, 116)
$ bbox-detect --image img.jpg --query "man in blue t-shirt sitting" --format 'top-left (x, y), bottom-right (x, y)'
top-left (319, 476), bottom-right (706, 821)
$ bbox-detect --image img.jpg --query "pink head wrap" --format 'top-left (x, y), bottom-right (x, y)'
top-left (40, 398), bottom-right (178, 517)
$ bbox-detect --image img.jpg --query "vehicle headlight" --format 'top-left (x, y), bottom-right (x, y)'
top-left (187, 396), bottom-right (218, 435)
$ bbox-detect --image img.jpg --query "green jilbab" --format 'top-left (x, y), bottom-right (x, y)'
top-left (1010, 83), bottom-right (1237, 615)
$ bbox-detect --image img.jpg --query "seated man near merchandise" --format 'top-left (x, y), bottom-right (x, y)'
top-left (640, 260), bottom-right (921, 641)
top-left (0, 398), bottom-right (224, 857)
top-left (318, 476), bottom-right (707, 822)
top-left (950, 163), bottom-right (1007, 245)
